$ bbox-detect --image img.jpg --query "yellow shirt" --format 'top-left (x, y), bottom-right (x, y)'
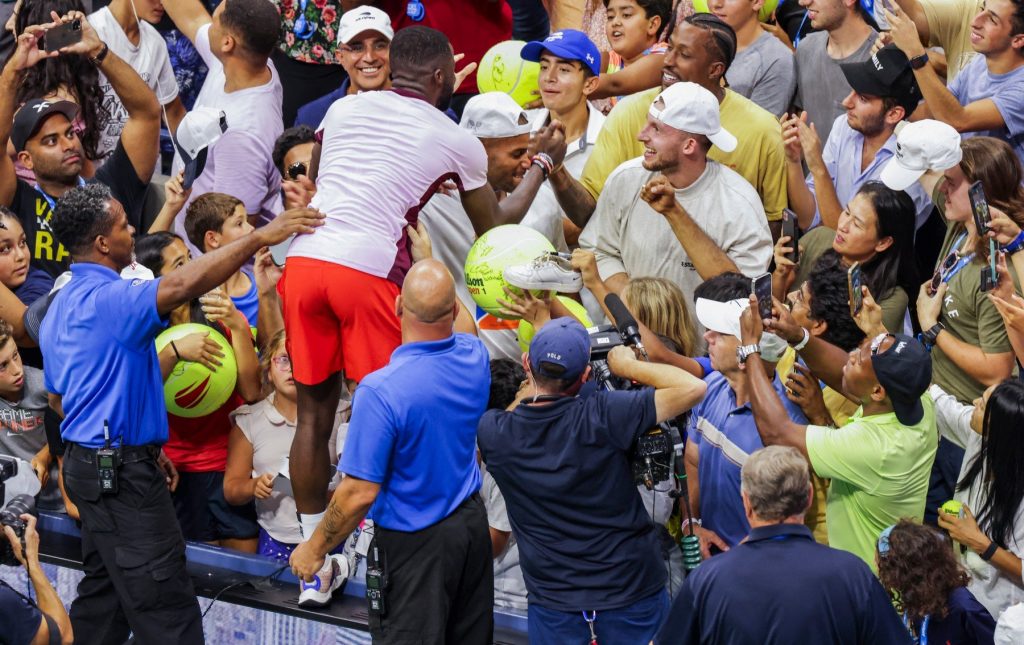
top-left (921, 0), bottom-right (981, 80)
top-left (579, 87), bottom-right (788, 220)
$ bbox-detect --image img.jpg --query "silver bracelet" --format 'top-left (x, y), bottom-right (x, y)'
top-left (792, 327), bottom-right (811, 351)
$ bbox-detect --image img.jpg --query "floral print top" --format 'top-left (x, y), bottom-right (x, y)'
top-left (273, 0), bottom-right (345, 64)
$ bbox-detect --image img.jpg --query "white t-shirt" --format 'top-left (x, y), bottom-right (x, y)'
top-left (930, 384), bottom-right (1024, 619)
top-left (172, 24), bottom-right (283, 235)
top-left (288, 90), bottom-right (488, 284)
top-left (89, 7), bottom-right (178, 161)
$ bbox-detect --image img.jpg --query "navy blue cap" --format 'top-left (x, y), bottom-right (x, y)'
top-left (870, 333), bottom-right (932, 426)
top-left (529, 317), bottom-right (591, 381)
top-left (521, 30), bottom-right (601, 77)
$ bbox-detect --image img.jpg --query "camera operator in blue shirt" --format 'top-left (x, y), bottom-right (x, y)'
top-left (477, 317), bottom-right (707, 645)
top-left (38, 183), bottom-right (322, 644)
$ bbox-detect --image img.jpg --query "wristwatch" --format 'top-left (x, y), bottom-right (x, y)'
top-left (921, 322), bottom-right (945, 347)
top-left (736, 344), bottom-right (761, 364)
top-left (909, 52), bottom-right (929, 70)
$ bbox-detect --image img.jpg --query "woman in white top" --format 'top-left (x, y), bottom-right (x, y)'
top-left (223, 330), bottom-right (348, 561)
top-left (930, 379), bottom-right (1024, 620)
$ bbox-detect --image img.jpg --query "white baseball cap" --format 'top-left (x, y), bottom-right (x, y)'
top-left (880, 119), bottom-right (963, 191)
top-left (648, 82), bottom-right (737, 153)
top-left (695, 297), bottom-right (749, 339)
top-left (338, 6), bottom-right (394, 45)
top-left (460, 92), bottom-right (533, 139)
top-left (173, 107), bottom-right (227, 189)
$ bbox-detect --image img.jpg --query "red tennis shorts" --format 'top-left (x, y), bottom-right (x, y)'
top-left (278, 258), bottom-right (401, 385)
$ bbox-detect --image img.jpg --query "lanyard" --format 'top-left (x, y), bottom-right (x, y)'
top-left (903, 612), bottom-right (929, 645)
top-left (582, 611), bottom-right (598, 645)
top-left (34, 177), bottom-right (86, 213)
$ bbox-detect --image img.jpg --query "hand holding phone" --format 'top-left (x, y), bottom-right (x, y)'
top-left (752, 273), bottom-right (773, 321)
top-left (848, 262), bottom-right (864, 316)
top-left (781, 211), bottom-right (800, 264)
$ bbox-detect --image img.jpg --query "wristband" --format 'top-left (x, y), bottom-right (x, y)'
top-left (792, 327), bottom-right (811, 351)
top-left (90, 42), bottom-right (109, 66)
top-left (980, 541), bottom-right (999, 561)
top-left (170, 340), bottom-right (181, 361)
top-left (680, 517), bottom-right (702, 533)
top-left (531, 152), bottom-right (554, 179)
top-left (1002, 230), bottom-right (1024, 255)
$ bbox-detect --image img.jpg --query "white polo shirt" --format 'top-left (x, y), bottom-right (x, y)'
top-left (289, 90), bottom-right (489, 285)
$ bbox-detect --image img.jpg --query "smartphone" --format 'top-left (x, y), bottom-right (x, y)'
top-left (752, 273), bottom-right (773, 321)
top-left (781, 210), bottom-right (800, 264)
top-left (43, 19), bottom-right (82, 53)
top-left (969, 180), bottom-right (991, 236)
top-left (269, 235), bottom-right (294, 267)
top-left (980, 264), bottom-right (998, 292)
top-left (848, 262), bottom-right (864, 316)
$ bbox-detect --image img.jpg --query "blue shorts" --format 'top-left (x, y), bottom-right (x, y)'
top-left (528, 590), bottom-right (670, 645)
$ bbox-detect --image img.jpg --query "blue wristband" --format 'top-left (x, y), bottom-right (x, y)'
top-left (1003, 230), bottom-right (1024, 254)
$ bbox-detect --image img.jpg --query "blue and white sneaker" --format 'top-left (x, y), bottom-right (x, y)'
top-left (296, 530), bottom-right (361, 608)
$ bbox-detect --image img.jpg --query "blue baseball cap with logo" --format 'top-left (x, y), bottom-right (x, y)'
top-left (521, 30), bottom-right (601, 77)
top-left (529, 317), bottom-right (591, 381)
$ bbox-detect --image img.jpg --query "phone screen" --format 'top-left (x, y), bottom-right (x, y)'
top-left (968, 181), bottom-right (991, 235)
top-left (781, 210), bottom-right (800, 263)
top-left (848, 263), bottom-right (864, 316)
top-left (752, 273), bottom-right (773, 321)
top-left (269, 235), bottom-right (294, 267)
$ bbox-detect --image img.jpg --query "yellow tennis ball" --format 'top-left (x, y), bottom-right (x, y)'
top-left (941, 500), bottom-right (964, 517)
top-left (692, 0), bottom-right (781, 22)
top-left (156, 323), bottom-right (237, 418)
top-left (464, 225), bottom-right (555, 320)
top-left (477, 40), bottom-right (540, 107)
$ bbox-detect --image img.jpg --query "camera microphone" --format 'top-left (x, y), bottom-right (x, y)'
top-left (604, 293), bottom-right (648, 360)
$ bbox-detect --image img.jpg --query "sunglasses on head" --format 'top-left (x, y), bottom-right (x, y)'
top-left (287, 161), bottom-right (308, 181)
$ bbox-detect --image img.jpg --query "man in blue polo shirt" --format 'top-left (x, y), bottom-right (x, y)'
top-left (686, 273), bottom-right (807, 555)
top-left (39, 183), bottom-right (322, 644)
top-left (656, 446), bottom-right (909, 644)
top-left (477, 317), bottom-right (707, 645)
top-left (290, 258), bottom-right (494, 645)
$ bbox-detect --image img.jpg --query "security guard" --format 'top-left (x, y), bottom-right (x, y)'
top-left (39, 183), bottom-right (322, 643)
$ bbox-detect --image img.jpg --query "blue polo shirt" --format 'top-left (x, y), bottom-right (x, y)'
top-left (339, 333), bottom-right (488, 532)
top-left (655, 524), bottom-right (911, 645)
top-left (689, 371), bottom-right (807, 547)
top-left (39, 263), bottom-right (168, 448)
top-left (477, 387), bottom-right (665, 612)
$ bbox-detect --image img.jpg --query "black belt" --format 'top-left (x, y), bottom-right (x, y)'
top-left (66, 442), bottom-right (160, 465)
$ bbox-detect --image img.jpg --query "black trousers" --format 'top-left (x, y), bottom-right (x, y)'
top-left (63, 444), bottom-right (204, 645)
top-left (370, 494), bottom-right (493, 645)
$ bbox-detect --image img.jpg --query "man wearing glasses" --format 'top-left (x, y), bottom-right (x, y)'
top-left (737, 292), bottom-right (938, 571)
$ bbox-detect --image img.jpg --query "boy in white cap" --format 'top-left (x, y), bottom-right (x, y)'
top-left (578, 81), bottom-right (772, 337)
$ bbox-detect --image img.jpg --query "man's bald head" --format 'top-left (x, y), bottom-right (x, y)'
top-left (401, 259), bottom-right (457, 323)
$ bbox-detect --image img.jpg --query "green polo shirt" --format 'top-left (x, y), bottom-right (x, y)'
top-left (806, 394), bottom-right (937, 569)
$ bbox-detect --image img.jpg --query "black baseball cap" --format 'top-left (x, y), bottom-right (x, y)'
top-left (11, 99), bottom-right (80, 153)
top-left (870, 333), bottom-right (932, 425)
top-left (839, 44), bottom-right (921, 116)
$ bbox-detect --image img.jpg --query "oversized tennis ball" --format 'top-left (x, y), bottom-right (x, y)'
top-left (941, 500), bottom-right (964, 518)
top-left (477, 40), bottom-right (540, 107)
top-left (517, 297), bottom-right (594, 352)
top-left (464, 225), bottom-right (555, 320)
top-left (692, 0), bottom-right (781, 23)
top-left (156, 323), bottom-right (237, 418)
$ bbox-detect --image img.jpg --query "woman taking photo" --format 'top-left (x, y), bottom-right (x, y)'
top-left (930, 378), bottom-right (1024, 620)
top-left (773, 181), bottom-right (918, 334)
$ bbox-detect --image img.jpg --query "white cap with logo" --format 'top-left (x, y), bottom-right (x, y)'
top-left (880, 119), bottom-right (963, 191)
top-left (338, 5), bottom-right (394, 45)
top-left (695, 297), bottom-right (749, 338)
top-left (648, 82), bottom-right (737, 153)
top-left (459, 92), bottom-right (533, 139)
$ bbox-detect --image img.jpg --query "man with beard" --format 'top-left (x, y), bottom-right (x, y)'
top-left (548, 14), bottom-right (787, 235)
top-left (280, 26), bottom-right (567, 594)
top-left (577, 81), bottom-right (772, 338)
top-left (783, 44), bottom-right (933, 231)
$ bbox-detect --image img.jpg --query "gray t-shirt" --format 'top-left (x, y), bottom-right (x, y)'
top-left (0, 366), bottom-right (61, 510)
top-left (794, 30), bottom-right (878, 145)
top-left (727, 30), bottom-right (797, 117)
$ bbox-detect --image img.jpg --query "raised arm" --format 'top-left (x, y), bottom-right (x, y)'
top-left (607, 345), bottom-right (707, 423)
top-left (156, 208), bottom-right (324, 316)
top-left (58, 12), bottom-right (160, 183)
top-left (765, 294), bottom-right (855, 397)
top-left (162, 0), bottom-right (212, 45)
top-left (589, 54), bottom-right (663, 100)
